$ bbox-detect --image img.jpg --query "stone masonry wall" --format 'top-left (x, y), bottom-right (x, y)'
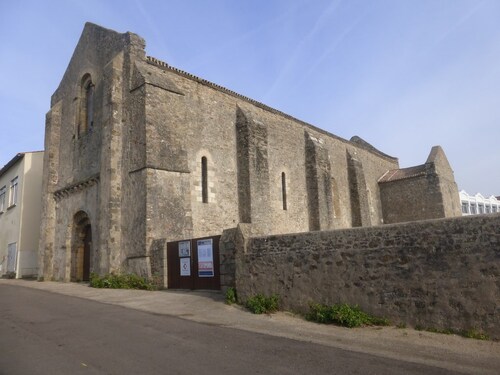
top-left (219, 228), bottom-right (238, 290)
top-left (44, 23), bottom-right (462, 283)
top-left (39, 23), bottom-right (145, 280)
top-left (234, 214), bottom-right (500, 339)
top-left (143, 57), bottom-right (400, 244)
top-left (379, 146), bottom-right (461, 224)
top-left (379, 172), bottom-right (443, 224)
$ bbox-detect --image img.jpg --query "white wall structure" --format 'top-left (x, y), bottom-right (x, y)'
top-left (459, 190), bottom-right (500, 216)
top-left (0, 152), bottom-right (44, 278)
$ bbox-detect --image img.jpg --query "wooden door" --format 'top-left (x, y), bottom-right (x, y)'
top-left (82, 225), bottom-right (92, 281)
top-left (167, 235), bottom-right (221, 290)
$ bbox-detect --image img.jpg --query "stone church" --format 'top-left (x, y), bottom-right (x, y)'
top-left (38, 23), bottom-right (460, 283)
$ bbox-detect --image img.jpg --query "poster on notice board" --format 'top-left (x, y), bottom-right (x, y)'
top-left (197, 239), bottom-right (214, 277)
top-left (178, 240), bottom-right (190, 257)
top-left (180, 257), bottom-right (191, 276)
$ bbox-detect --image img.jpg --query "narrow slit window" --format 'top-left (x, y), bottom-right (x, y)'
top-left (78, 74), bottom-right (94, 137)
top-left (281, 172), bottom-right (287, 210)
top-left (85, 80), bottom-right (94, 130)
top-left (201, 157), bottom-right (208, 203)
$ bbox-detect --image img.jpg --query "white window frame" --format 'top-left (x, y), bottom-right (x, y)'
top-left (470, 203), bottom-right (477, 215)
top-left (478, 203), bottom-right (484, 214)
top-left (9, 177), bottom-right (18, 207)
top-left (0, 185), bottom-right (6, 212)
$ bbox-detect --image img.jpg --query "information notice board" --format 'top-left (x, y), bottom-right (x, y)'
top-left (197, 239), bottom-right (214, 277)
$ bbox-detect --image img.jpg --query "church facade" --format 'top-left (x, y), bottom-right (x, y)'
top-left (38, 23), bottom-right (460, 283)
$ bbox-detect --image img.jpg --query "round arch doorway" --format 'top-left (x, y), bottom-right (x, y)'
top-left (71, 211), bottom-right (92, 282)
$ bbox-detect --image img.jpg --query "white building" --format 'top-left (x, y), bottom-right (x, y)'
top-left (0, 151), bottom-right (44, 278)
top-left (459, 190), bottom-right (500, 216)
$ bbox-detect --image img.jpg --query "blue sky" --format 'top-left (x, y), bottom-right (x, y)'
top-left (1, 0), bottom-right (499, 196)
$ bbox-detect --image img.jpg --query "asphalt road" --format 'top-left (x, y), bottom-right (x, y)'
top-left (0, 285), bottom-right (456, 375)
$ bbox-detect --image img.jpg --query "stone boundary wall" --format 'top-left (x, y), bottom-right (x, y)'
top-left (220, 228), bottom-right (238, 290)
top-left (233, 214), bottom-right (500, 339)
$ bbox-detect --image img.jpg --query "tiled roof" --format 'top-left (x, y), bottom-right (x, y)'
top-left (378, 164), bottom-right (427, 183)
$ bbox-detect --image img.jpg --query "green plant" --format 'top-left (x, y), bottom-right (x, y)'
top-left (413, 325), bottom-right (489, 340)
top-left (89, 272), bottom-right (157, 290)
top-left (245, 294), bottom-right (279, 314)
top-left (461, 329), bottom-right (489, 340)
top-left (396, 322), bottom-right (407, 329)
top-left (426, 327), bottom-right (454, 335)
top-left (225, 287), bottom-right (238, 305)
top-left (306, 303), bottom-right (389, 328)
top-left (369, 315), bottom-right (391, 326)
top-left (306, 303), bottom-right (332, 324)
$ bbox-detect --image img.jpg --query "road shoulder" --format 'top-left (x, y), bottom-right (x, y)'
top-left (2, 279), bottom-right (498, 374)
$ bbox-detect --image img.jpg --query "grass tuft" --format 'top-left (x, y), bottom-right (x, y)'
top-left (89, 272), bottom-right (157, 290)
top-left (306, 303), bottom-right (390, 328)
top-left (245, 294), bottom-right (279, 314)
top-left (225, 287), bottom-right (238, 305)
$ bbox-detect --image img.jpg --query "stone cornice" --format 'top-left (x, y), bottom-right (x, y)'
top-left (54, 174), bottom-right (100, 201)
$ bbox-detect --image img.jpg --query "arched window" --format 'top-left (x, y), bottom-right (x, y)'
top-left (281, 172), bottom-right (287, 210)
top-left (201, 157), bottom-right (208, 203)
top-left (79, 74), bottom-right (94, 137)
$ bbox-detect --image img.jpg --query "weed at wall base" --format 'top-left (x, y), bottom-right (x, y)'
top-left (89, 272), bottom-right (157, 290)
top-left (245, 294), bottom-right (279, 314)
top-left (416, 325), bottom-right (490, 340)
top-left (225, 287), bottom-right (238, 305)
top-left (461, 329), bottom-right (489, 340)
top-left (306, 303), bottom-right (390, 328)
